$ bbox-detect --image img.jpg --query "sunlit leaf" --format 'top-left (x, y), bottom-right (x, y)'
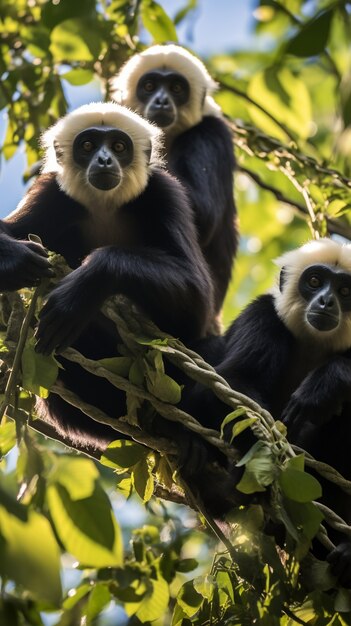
top-left (193, 575), bottom-right (215, 601)
top-left (47, 483), bottom-right (123, 567)
top-left (48, 456), bottom-right (99, 500)
top-left (141, 0), bottom-right (177, 42)
top-left (136, 577), bottom-right (170, 623)
top-left (176, 581), bottom-right (203, 618)
top-left (61, 69), bottom-right (94, 86)
top-left (63, 583), bottom-right (91, 610)
top-left (220, 407), bottom-right (246, 437)
top-left (0, 420), bottom-right (16, 456)
top-left (0, 501), bottom-right (62, 606)
top-left (100, 439), bottom-right (148, 470)
top-left (22, 336), bottom-right (59, 398)
top-left (84, 583), bottom-right (111, 623)
top-left (247, 67), bottom-right (312, 139)
top-left (133, 456), bottom-right (154, 502)
top-left (50, 19), bottom-right (100, 62)
top-left (97, 356), bottom-right (132, 377)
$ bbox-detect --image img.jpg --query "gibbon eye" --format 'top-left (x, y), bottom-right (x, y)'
top-left (340, 285), bottom-right (350, 297)
top-left (308, 275), bottom-right (321, 288)
top-left (113, 141), bottom-right (126, 153)
top-left (171, 82), bottom-right (183, 94)
top-left (82, 141), bottom-right (94, 152)
top-left (144, 81), bottom-right (155, 92)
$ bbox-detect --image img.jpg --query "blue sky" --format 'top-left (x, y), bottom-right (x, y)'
top-left (0, 1), bottom-right (256, 216)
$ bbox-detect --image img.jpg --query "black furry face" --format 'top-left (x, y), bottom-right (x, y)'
top-left (73, 126), bottom-right (134, 190)
top-left (136, 70), bottom-right (190, 127)
top-left (298, 264), bottom-right (351, 331)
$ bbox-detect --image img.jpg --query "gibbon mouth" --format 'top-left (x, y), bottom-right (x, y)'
top-left (88, 172), bottom-right (121, 191)
top-left (307, 311), bottom-right (339, 331)
top-left (147, 111), bottom-right (175, 127)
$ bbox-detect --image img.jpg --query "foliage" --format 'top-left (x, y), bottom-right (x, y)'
top-left (1, 0), bottom-right (351, 625)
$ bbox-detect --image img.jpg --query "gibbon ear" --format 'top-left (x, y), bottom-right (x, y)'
top-left (53, 140), bottom-right (64, 164)
top-left (201, 87), bottom-right (206, 109)
top-left (279, 267), bottom-right (287, 292)
top-left (145, 140), bottom-right (152, 164)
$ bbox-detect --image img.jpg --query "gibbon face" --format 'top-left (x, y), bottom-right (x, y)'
top-left (274, 238), bottom-right (351, 351)
top-left (41, 102), bottom-right (163, 210)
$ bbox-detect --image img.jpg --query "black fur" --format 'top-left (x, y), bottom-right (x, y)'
top-left (0, 169), bottom-right (213, 450)
top-left (168, 115), bottom-right (238, 314)
top-left (187, 291), bottom-right (351, 587)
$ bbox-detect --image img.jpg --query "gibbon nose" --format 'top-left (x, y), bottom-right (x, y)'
top-left (97, 153), bottom-right (113, 167)
top-left (317, 293), bottom-right (337, 311)
top-left (155, 92), bottom-right (171, 109)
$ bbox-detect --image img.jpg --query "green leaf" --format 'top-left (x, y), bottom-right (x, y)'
top-left (61, 69), bottom-right (94, 86)
top-left (50, 18), bottom-right (100, 62)
top-left (84, 583), bottom-right (111, 623)
top-left (136, 577), bottom-right (170, 623)
top-left (41, 0), bottom-right (96, 29)
top-left (21, 25), bottom-right (51, 59)
top-left (47, 483), bottom-right (123, 567)
top-left (115, 474), bottom-right (133, 498)
top-left (141, 0), bottom-right (178, 43)
top-left (0, 502), bottom-right (62, 606)
top-left (172, 602), bottom-right (187, 626)
top-left (193, 575), bottom-right (215, 601)
top-left (220, 407), bottom-right (247, 437)
top-left (146, 370), bottom-right (182, 404)
top-left (63, 583), bottom-right (91, 610)
top-left (129, 357), bottom-right (145, 386)
top-left (279, 468), bottom-right (322, 502)
top-left (22, 336), bottom-right (59, 398)
top-left (247, 66), bottom-right (312, 139)
top-left (135, 336), bottom-right (169, 347)
top-left (97, 356), bottom-right (132, 377)
top-left (236, 440), bottom-right (267, 467)
top-left (0, 420), bottom-right (16, 456)
top-left (100, 440), bottom-right (148, 470)
top-left (229, 416), bottom-right (257, 443)
top-left (133, 457), bottom-right (154, 503)
top-left (176, 581), bottom-right (203, 618)
top-left (174, 0), bottom-right (197, 25)
top-left (283, 499), bottom-right (324, 544)
top-left (285, 453), bottom-right (305, 472)
top-left (49, 457), bottom-right (99, 500)
top-left (175, 558), bottom-right (198, 573)
top-left (286, 9), bottom-right (333, 58)
top-left (236, 467), bottom-right (267, 494)
top-left (236, 445), bottom-right (275, 494)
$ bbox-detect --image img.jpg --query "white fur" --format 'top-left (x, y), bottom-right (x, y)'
top-left (41, 102), bottom-right (164, 212)
top-left (273, 238), bottom-right (351, 352)
top-left (112, 44), bottom-right (222, 139)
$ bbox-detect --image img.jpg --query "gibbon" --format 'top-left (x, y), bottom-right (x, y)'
top-left (0, 102), bottom-right (213, 451)
top-left (113, 44), bottom-right (238, 315)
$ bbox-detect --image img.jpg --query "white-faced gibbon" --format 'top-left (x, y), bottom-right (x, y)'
top-left (0, 102), bottom-right (214, 451)
top-left (186, 238), bottom-right (351, 586)
top-left (112, 44), bottom-right (238, 316)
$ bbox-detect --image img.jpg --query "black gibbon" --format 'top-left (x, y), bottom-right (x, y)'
top-left (112, 44), bottom-right (238, 316)
top-left (187, 238), bottom-right (351, 586)
top-left (0, 102), bottom-right (214, 451)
